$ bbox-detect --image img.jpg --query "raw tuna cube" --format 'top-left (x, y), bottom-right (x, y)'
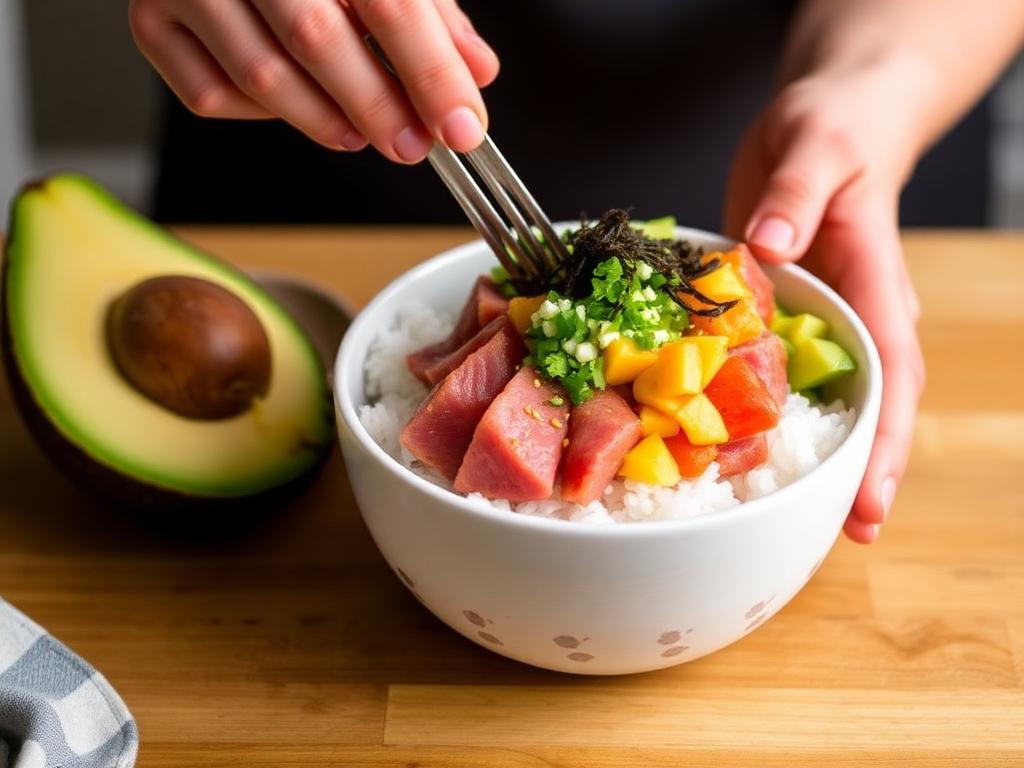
top-left (560, 389), bottom-right (642, 505)
top-left (704, 356), bottom-right (781, 439)
top-left (735, 245), bottom-right (776, 325)
top-left (401, 322), bottom-right (525, 479)
top-left (454, 367), bottom-right (569, 501)
top-left (475, 278), bottom-right (509, 327)
top-left (423, 316), bottom-right (519, 386)
top-left (729, 332), bottom-right (789, 406)
top-left (716, 435), bottom-right (769, 477)
top-left (407, 276), bottom-right (509, 383)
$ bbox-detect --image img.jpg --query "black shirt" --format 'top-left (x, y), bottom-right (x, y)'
top-left (154, 0), bottom-right (989, 227)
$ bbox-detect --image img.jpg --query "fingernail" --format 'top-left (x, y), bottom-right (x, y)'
top-left (870, 523), bottom-right (881, 541)
top-left (748, 216), bottom-right (796, 253)
top-left (341, 129), bottom-right (368, 151)
top-left (442, 106), bottom-right (485, 152)
top-left (393, 125), bottom-right (433, 163)
top-left (880, 476), bottom-right (897, 521)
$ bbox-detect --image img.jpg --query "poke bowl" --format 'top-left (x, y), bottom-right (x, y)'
top-left (334, 219), bottom-right (881, 675)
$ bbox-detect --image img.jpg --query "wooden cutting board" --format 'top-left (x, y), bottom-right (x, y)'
top-left (1, 227), bottom-right (1022, 767)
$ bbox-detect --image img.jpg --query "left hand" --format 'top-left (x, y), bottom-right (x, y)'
top-left (725, 71), bottom-right (926, 543)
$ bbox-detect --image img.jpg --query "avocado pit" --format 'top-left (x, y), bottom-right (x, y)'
top-left (107, 275), bottom-right (272, 420)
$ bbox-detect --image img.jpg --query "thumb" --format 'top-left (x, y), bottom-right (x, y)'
top-left (745, 123), bottom-right (862, 263)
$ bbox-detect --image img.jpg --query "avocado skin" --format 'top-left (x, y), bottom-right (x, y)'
top-left (0, 180), bottom-right (333, 516)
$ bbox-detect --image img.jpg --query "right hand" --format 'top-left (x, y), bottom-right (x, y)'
top-left (129, 0), bottom-right (500, 162)
top-left (725, 70), bottom-right (926, 544)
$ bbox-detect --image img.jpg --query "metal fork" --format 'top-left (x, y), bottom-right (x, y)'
top-left (365, 37), bottom-right (570, 282)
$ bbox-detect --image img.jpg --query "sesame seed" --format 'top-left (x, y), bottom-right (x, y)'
top-left (551, 417), bottom-right (563, 429)
top-left (533, 378), bottom-right (542, 388)
top-left (562, 438), bottom-right (570, 448)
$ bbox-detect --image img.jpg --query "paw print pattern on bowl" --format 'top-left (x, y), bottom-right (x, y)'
top-left (744, 595), bottom-right (776, 632)
top-left (462, 610), bottom-right (502, 645)
top-left (552, 635), bottom-right (594, 662)
top-left (567, 652), bottom-right (594, 662)
top-left (657, 627), bottom-right (693, 658)
top-left (394, 567), bottom-right (426, 603)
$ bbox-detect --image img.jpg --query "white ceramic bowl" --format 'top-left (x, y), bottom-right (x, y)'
top-left (335, 227), bottom-right (881, 675)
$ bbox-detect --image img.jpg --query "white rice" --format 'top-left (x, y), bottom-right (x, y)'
top-left (358, 301), bottom-right (856, 524)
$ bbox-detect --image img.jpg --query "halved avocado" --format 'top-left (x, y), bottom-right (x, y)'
top-left (1, 174), bottom-right (334, 510)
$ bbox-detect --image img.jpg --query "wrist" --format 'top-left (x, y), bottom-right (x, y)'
top-left (785, 49), bottom-right (941, 189)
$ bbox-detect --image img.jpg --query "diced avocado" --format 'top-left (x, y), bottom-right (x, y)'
top-left (800, 386), bottom-right (824, 404)
top-left (2, 174), bottom-right (334, 509)
top-left (773, 303), bottom-right (791, 320)
top-left (633, 216), bottom-right (677, 241)
top-left (788, 337), bottom-right (857, 391)
top-left (785, 313), bottom-right (829, 346)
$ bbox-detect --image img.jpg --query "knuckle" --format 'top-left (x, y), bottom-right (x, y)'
top-left (360, 83), bottom-right (400, 122)
top-left (128, 0), bottom-right (157, 46)
top-left (355, 0), bottom-right (418, 29)
top-left (288, 3), bottom-right (343, 62)
top-left (240, 55), bottom-right (286, 97)
top-left (798, 112), bottom-right (860, 165)
top-left (185, 85), bottom-right (226, 117)
top-left (767, 169), bottom-right (817, 207)
top-left (407, 58), bottom-right (458, 96)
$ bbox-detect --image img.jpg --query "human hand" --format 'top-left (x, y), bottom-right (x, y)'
top-left (129, 0), bottom-right (499, 162)
top-left (725, 69), bottom-right (926, 543)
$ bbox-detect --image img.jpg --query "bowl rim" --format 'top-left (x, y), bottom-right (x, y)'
top-left (335, 225), bottom-right (882, 539)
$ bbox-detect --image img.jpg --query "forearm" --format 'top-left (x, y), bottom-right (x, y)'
top-left (780, 0), bottom-right (1024, 160)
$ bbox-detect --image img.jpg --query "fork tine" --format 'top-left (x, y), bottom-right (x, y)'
top-left (470, 136), bottom-right (571, 268)
top-left (427, 146), bottom-right (533, 279)
top-left (464, 151), bottom-right (551, 277)
top-left (362, 34), bottom-right (563, 281)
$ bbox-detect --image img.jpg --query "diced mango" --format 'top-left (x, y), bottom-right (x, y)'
top-left (618, 434), bottom-right (682, 487)
top-left (604, 337), bottom-right (658, 386)
top-left (785, 313), bottom-right (829, 347)
top-left (687, 335), bottom-right (729, 388)
top-left (639, 405), bottom-right (680, 438)
top-left (703, 248), bottom-right (746, 272)
top-left (780, 336), bottom-right (797, 359)
top-left (507, 295), bottom-right (546, 335)
top-left (633, 364), bottom-right (690, 414)
top-left (651, 340), bottom-right (702, 396)
top-left (770, 314), bottom-right (794, 336)
top-left (691, 263), bottom-right (752, 303)
top-left (690, 299), bottom-right (765, 348)
top-left (674, 393), bottom-right (729, 445)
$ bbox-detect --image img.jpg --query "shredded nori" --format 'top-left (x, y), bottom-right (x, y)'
top-left (508, 209), bottom-right (738, 317)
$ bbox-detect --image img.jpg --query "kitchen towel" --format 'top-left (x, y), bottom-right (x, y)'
top-left (0, 599), bottom-right (137, 768)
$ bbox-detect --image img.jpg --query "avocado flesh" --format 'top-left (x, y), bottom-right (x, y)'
top-left (788, 337), bottom-right (857, 392)
top-left (3, 174), bottom-right (333, 499)
top-left (633, 216), bottom-right (677, 240)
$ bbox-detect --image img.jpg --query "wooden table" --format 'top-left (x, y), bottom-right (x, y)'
top-left (2, 228), bottom-right (1022, 766)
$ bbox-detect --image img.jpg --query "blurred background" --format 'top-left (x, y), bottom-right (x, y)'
top-left (2, 0), bottom-right (1023, 226)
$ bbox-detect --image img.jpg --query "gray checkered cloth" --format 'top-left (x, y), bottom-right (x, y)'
top-left (0, 599), bottom-right (137, 768)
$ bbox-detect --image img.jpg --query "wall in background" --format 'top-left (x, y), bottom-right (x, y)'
top-left (3, 1), bottom-right (1024, 226)
top-left (0, 1), bottom-right (30, 215)
top-left (4, 0), bottom-right (159, 214)
top-left (993, 54), bottom-right (1024, 226)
